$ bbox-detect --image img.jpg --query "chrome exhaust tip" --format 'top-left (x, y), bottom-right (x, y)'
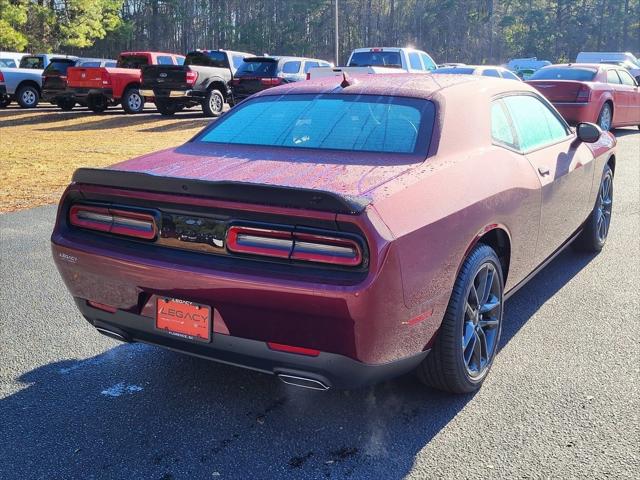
top-left (95, 327), bottom-right (130, 343)
top-left (277, 374), bottom-right (330, 391)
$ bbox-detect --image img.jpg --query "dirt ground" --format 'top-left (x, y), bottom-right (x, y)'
top-left (0, 104), bottom-right (214, 212)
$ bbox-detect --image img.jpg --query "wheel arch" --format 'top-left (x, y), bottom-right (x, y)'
top-left (462, 225), bottom-right (512, 285)
top-left (207, 78), bottom-right (228, 98)
top-left (606, 154), bottom-right (616, 176)
top-left (17, 79), bottom-right (41, 93)
top-left (123, 82), bottom-right (141, 94)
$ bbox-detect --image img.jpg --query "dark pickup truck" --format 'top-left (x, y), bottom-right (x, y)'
top-left (140, 49), bottom-right (252, 116)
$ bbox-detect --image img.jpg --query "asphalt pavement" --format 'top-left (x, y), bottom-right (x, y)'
top-left (1, 129), bottom-right (639, 480)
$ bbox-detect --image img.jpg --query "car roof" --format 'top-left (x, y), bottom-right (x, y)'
top-left (545, 63), bottom-right (603, 69)
top-left (244, 56), bottom-right (328, 63)
top-left (120, 51), bottom-right (182, 56)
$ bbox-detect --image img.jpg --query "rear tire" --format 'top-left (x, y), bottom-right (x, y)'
top-left (155, 99), bottom-right (178, 116)
top-left (573, 164), bottom-right (613, 253)
top-left (57, 98), bottom-right (75, 111)
top-left (202, 89), bottom-right (224, 117)
top-left (122, 87), bottom-right (145, 114)
top-left (0, 96), bottom-right (10, 108)
top-left (87, 95), bottom-right (108, 113)
top-left (16, 85), bottom-right (39, 108)
top-left (417, 244), bottom-right (504, 394)
top-left (597, 103), bottom-right (612, 131)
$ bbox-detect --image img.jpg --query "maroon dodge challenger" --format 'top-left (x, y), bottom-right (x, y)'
top-left (51, 74), bottom-right (616, 393)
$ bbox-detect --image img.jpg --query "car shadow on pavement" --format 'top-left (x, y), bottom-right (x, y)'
top-left (0, 249), bottom-right (596, 480)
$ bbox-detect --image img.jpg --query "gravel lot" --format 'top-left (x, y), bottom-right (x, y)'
top-left (0, 127), bottom-right (638, 480)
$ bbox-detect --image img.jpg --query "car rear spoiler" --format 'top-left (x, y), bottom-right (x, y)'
top-left (72, 168), bottom-right (371, 215)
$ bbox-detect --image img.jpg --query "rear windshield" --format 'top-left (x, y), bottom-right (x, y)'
top-left (348, 51), bottom-right (402, 68)
top-left (235, 59), bottom-right (278, 77)
top-left (117, 55), bottom-right (149, 69)
top-left (434, 67), bottom-right (476, 74)
top-left (530, 67), bottom-right (597, 81)
top-left (198, 94), bottom-right (434, 155)
top-left (185, 51), bottom-right (229, 68)
top-left (19, 56), bottom-right (45, 69)
top-left (44, 59), bottom-right (76, 75)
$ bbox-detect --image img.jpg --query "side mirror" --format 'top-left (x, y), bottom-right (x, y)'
top-left (576, 122), bottom-right (602, 143)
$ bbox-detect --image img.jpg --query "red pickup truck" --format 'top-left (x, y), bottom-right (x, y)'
top-left (66, 51), bottom-right (185, 113)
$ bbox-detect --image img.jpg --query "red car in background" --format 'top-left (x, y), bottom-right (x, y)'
top-left (52, 75), bottom-right (616, 393)
top-left (66, 51), bottom-right (185, 113)
top-left (527, 63), bottom-right (640, 130)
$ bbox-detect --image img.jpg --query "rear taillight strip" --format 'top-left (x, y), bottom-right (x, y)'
top-left (226, 225), bottom-right (362, 267)
top-left (69, 204), bottom-right (157, 240)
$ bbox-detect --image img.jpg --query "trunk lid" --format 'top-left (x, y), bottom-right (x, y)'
top-left (526, 80), bottom-right (589, 102)
top-left (141, 65), bottom-right (189, 89)
top-left (67, 67), bottom-right (106, 88)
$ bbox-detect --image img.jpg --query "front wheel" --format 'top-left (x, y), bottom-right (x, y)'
top-left (202, 89), bottom-right (224, 117)
top-left (122, 88), bottom-right (145, 114)
top-left (16, 85), bottom-right (39, 108)
top-left (597, 103), bottom-right (612, 131)
top-left (417, 244), bottom-right (504, 393)
top-left (573, 165), bottom-right (613, 253)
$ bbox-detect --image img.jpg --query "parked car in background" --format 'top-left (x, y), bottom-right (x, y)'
top-left (66, 51), bottom-right (184, 113)
top-left (140, 49), bottom-right (252, 116)
top-left (437, 62), bottom-right (466, 68)
top-left (514, 68), bottom-right (536, 80)
top-left (0, 53), bottom-right (77, 108)
top-left (307, 47), bottom-right (435, 80)
top-left (505, 57), bottom-right (551, 78)
top-left (0, 51), bottom-right (28, 69)
top-left (231, 56), bottom-right (331, 102)
top-left (42, 57), bottom-right (116, 110)
top-left (52, 74), bottom-right (615, 394)
top-left (576, 52), bottom-right (640, 78)
top-left (433, 65), bottom-right (521, 80)
top-left (527, 63), bottom-right (640, 130)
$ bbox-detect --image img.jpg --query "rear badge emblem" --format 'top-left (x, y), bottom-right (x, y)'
top-left (159, 73), bottom-right (168, 78)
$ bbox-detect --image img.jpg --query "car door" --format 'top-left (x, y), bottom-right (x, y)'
top-left (501, 94), bottom-right (596, 262)
top-left (616, 69), bottom-right (640, 125)
top-left (605, 69), bottom-right (627, 124)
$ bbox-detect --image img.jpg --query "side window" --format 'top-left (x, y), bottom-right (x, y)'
top-left (606, 70), bottom-right (621, 84)
top-left (617, 69), bottom-right (637, 86)
top-left (232, 55), bottom-right (245, 69)
top-left (420, 53), bottom-right (436, 71)
top-left (502, 95), bottom-right (569, 151)
top-left (157, 56), bottom-right (173, 65)
top-left (282, 61), bottom-right (301, 74)
top-left (175, 56), bottom-right (185, 65)
top-left (304, 61), bottom-right (319, 73)
top-left (482, 69), bottom-right (501, 78)
top-left (491, 100), bottom-right (516, 148)
top-left (408, 52), bottom-right (423, 70)
top-left (501, 70), bottom-right (520, 81)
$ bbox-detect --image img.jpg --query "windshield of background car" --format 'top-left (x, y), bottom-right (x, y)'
top-left (530, 67), bottom-right (597, 81)
top-left (349, 51), bottom-right (402, 68)
top-left (43, 59), bottom-right (75, 75)
top-left (117, 55), bottom-right (149, 68)
top-left (198, 94), bottom-right (435, 155)
top-left (235, 59), bottom-right (278, 77)
top-left (19, 56), bottom-right (44, 69)
top-left (185, 51), bottom-right (229, 68)
top-left (434, 67), bottom-right (476, 74)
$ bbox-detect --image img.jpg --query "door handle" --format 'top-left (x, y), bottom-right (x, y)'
top-left (538, 166), bottom-right (550, 176)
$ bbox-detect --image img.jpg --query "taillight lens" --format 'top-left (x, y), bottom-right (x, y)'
top-left (69, 205), bottom-right (157, 240)
top-left (101, 71), bottom-right (111, 86)
top-left (226, 226), bottom-right (362, 267)
top-left (576, 85), bottom-right (591, 102)
top-left (231, 78), bottom-right (241, 85)
top-left (0, 71), bottom-right (5, 82)
top-left (267, 342), bottom-right (320, 356)
top-left (186, 69), bottom-right (198, 85)
top-left (260, 77), bottom-right (282, 86)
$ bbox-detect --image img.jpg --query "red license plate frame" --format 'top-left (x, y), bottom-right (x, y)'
top-left (155, 297), bottom-right (211, 343)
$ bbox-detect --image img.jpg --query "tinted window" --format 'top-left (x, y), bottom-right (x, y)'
top-left (282, 61), bottom-right (301, 74)
top-left (304, 61), bottom-right (319, 73)
top-left (176, 56), bottom-right (185, 65)
top-left (408, 52), bottom-right (423, 70)
top-left (19, 56), bottom-right (44, 69)
top-left (185, 51), bottom-right (228, 68)
top-left (502, 95), bottom-right (568, 151)
top-left (232, 55), bottom-right (245, 69)
top-left (617, 69), bottom-right (637, 86)
top-left (235, 59), bottom-right (277, 77)
top-left (106, 61), bottom-right (117, 68)
top-left (491, 101), bottom-right (516, 148)
top-left (434, 67), bottom-right (475, 75)
top-left (118, 55), bottom-right (149, 68)
top-left (420, 53), bottom-right (436, 71)
top-left (348, 51), bottom-right (402, 68)
top-left (199, 94), bottom-right (434, 155)
top-left (157, 56), bottom-right (173, 65)
top-left (501, 70), bottom-right (521, 81)
top-left (43, 59), bottom-right (75, 75)
top-left (530, 67), bottom-right (596, 81)
top-left (482, 69), bottom-right (501, 77)
top-left (0, 59), bottom-right (17, 68)
top-left (79, 61), bottom-right (100, 68)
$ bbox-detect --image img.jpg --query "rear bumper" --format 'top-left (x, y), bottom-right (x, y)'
top-left (72, 87), bottom-right (114, 99)
top-left (77, 298), bottom-right (429, 389)
top-left (42, 88), bottom-right (73, 102)
top-left (552, 102), bottom-right (598, 125)
top-left (139, 88), bottom-right (204, 99)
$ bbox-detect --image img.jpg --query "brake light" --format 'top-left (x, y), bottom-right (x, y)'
top-left (267, 342), bottom-right (320, 356)
top-left (231, 78), bottom-right (241, 85)
top-left (0, 71), bottom-right (4, 82)
top-left (576, 85), bottom-right (591, 102)
top-left (186, 69), bottom-right (198, 85)
top-left (69, 205), bottom-right (157, 240)
top-left (370, 48), bottom-right (383, 52)
top-left (260, 77), bottom-right (282, 86)
top-left (101, 70), bottom-right (111, 86)
top-left (226, 226), bottom-right (363, 266)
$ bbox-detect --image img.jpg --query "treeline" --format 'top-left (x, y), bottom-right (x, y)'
top-left (1, 0), bottom-right (639, 64)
